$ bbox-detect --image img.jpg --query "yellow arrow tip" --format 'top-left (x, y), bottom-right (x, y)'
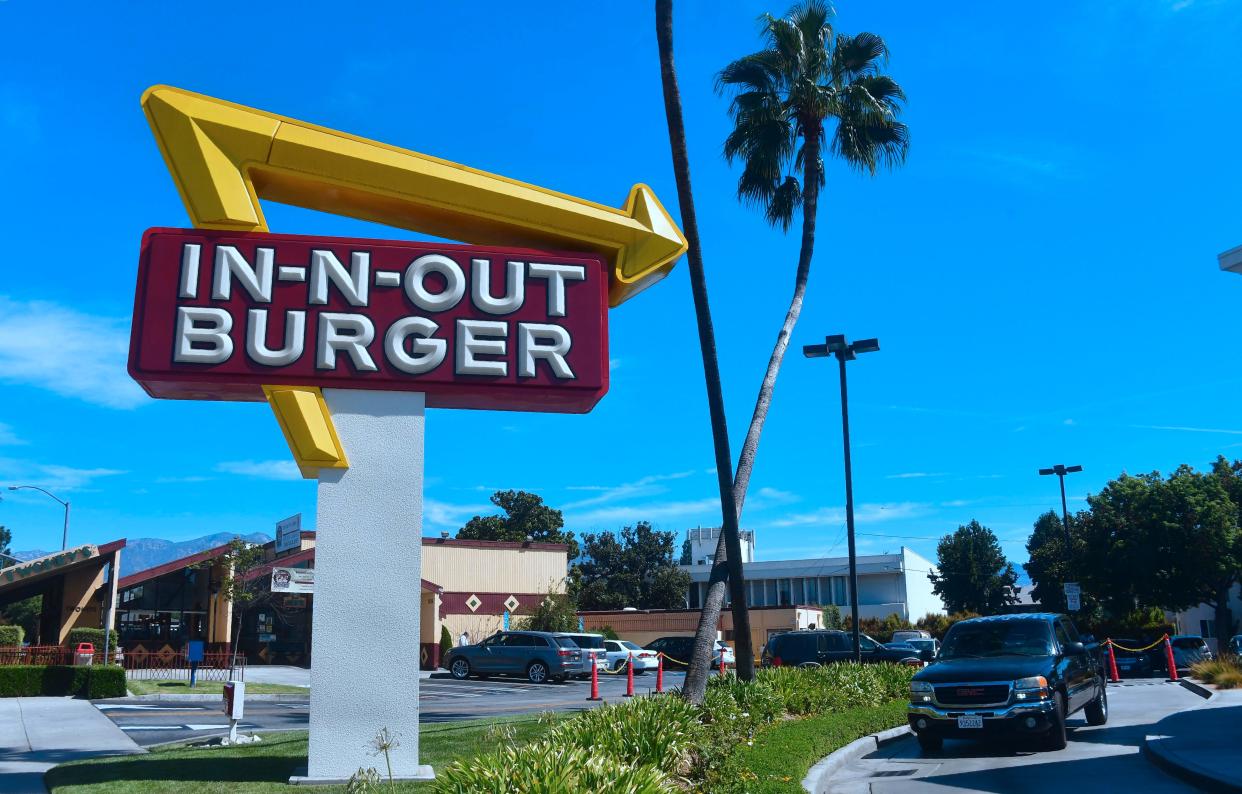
top-left (611, 184), bottom-right (688, 307)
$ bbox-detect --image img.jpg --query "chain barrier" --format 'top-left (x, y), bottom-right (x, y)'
top-left (1104, 634), bottom-right (1169, 653)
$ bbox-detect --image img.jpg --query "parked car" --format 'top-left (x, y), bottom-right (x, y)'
top-left (1169, 635), bottom-right (1213, 669)
top-left (644, 636), bottom-right (732, 669)
top-left (905, 638), bottom-right (940, 663)
top-left (761, 630), bottom-right (922, 667)
top-left (892, 629), bottom-right (934, 644)
top-left (1228, 635), bottom-right (1242, 656)
top-left (603, 639), bottom-right (659, 673)
top-left (442, 631), bottom-right (586, 683)
top-left (560, 633), bottom-right (609, 678)
top-left (907, 613), bottom-right (1106, 753)
top-left (1107, 638), bottom-right (1158, 677)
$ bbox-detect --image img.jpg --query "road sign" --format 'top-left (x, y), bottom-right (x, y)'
top-left (275, 514), bottom-right (302, 554)
top-left (128, 229), bottom-right (608, 412)
top-left (271, 566), bottom-right (314, 594)
top-left (1064, 582), bottom-right (1081, 612)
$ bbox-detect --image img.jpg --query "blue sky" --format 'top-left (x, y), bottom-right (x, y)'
top-left (2, 1), bottom-right (1241, 578)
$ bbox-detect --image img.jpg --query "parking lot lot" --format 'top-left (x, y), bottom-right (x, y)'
top-left (99, 669), bottom-right (689, 746)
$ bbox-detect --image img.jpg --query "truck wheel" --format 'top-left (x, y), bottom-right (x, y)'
top-left (1044, 692), bottom-right (1068, 751)
top-left (527, 661), bottom-right (550, 684)
top-left (1085, 681), bottom-right (1108, 726)
top-left (916, 732), bottom-right (943, 753)
top-left (450, 659), bottom-right (471, 680)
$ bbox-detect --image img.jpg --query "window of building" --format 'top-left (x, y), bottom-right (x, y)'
top-left (766, 579), bottom-right (778, 605)
top-left (778, 578), bottom-right (791, 606)
top-left (791, 578), bottom-right (804, 605)
top-left (688, 582), bottom-right (700, 609)
top-left (834, 577), bottom-right (847, 605)
top-left (819, 577), bottom-right (832, 606)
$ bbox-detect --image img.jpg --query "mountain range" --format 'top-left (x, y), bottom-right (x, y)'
top-left (13, 531), bottom-right (272, 578)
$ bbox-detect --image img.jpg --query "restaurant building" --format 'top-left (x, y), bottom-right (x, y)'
top-left (114, 531), bottom-right (569, 668)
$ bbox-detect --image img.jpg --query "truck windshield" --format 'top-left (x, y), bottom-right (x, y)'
top-left (940, 622), bottom-right (1054, 659)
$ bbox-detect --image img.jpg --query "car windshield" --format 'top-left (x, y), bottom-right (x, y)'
top-left (907, 640), bottom-right (935, 651)
top-left (568, 634), bottom-right (605, 649)
top-left (553, 636), bottom-right (580, 648)
top-left (1172, 638), bottom-right (1205, 649)
top-left (940, 622), bottom-right (1054, 659)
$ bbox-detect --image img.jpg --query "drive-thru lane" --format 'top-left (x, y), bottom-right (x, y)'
top-left (824, 679), bottom-right (1202, 793)
top-left (99, 670), bottom-right (688, 746)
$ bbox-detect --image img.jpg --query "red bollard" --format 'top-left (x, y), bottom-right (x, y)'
top-left (719, 652), bottom-right (726, 677)
top-left (1106, 641), bottom-right (1120, 683)
top-left (655, 654), bottom-right (664, 693)
top-left (1164, 635), bottom-right (1180, 682)
top-left (624, 654), bottom-right (635, 697)
top-left (587, 657), bottom-right (602, 701)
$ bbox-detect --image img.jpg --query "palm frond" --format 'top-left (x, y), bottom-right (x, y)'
top-left (716, 51), bottom-right (783, 95)
top-left (831, 32), bottom-right (889, 82)
top-left (722, 100), bottom-right (794, 167)
top-left (791, 0), bottom-right (834, 80)
top-left (845, 75), bottom-right (906, 114)
top-left (765, 176), bottom-right (803, 231)
top-left (831, 115), bottom-right (909, 175)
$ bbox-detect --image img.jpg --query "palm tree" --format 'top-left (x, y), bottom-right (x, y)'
top-left (655, 0), bottom-right (755, 702)
top-left (719, 2), bottom-right (908, 516)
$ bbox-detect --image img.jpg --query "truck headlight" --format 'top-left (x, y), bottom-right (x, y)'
top-left (1013, 676), bottom-right (1049, 700)
top-left (910, 680), bottom-right (933, 702)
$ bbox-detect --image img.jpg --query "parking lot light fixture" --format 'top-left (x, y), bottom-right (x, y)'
top-left (803, 334), bottom-right (880, 664)
top-left (7, 485), bottom-right (71, 551)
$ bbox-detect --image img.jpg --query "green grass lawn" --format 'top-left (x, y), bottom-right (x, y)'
top-left (45, 714), bottom-right (561, 793)
top-left (124, 679), bottom-right (308, 696)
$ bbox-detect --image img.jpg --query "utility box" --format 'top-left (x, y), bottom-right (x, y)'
top-left (223, 680), bottom-right (246, 719)
top-left (74, 643), bottom-right (95, 666)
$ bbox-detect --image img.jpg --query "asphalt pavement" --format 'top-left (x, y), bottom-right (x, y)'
top-left (824, 678), bottom-right (1203, 793)
top-left (98, 669), bottom-right (688, 746)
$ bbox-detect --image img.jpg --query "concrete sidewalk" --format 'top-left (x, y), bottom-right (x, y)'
top-left (0, 697), bottom-right (145, 794)
top-left (1145, 684), bottom-right (1242, 792)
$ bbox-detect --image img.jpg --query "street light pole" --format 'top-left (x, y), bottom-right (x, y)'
top-left (805, 335), bottom-right (879, 664)
top-left (7, 486), bottom-right (71, 550)
top-left (1038, 464), bottom-right (1082, 609)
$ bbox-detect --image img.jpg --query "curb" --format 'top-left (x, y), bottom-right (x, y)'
top-left (1142, 681), bottom-right (1241, 794)
top-left (802, 725), bottom-right (910, 793)
top-left (106, 693), bottom-right (311, 702)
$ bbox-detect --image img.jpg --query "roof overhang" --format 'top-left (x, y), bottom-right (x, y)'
top-left (0, 540), bottom-right (126, 602)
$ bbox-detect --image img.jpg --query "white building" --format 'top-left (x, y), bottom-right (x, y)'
top-left (681, 546), bottom-right (942, 621)
top-left (685, 525), bottom-right (755, 565)
top-left (1169, 583), bottom-right (1241, 653)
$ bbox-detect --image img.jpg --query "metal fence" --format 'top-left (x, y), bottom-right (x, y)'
top-left (123, 650), bottom-right (244, 682)
top-left (0, 645), bottom-right (77, 665)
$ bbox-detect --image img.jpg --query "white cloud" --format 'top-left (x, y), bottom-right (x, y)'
top-left (1063, 419), bottom-right (1075, 426)
top-left (0, 458), bottom-right (126, 493)
top-left (423, 498), bottom-right (493, 529)
top-left (0, 423), bottom-right (24, 446)
top-left (566, 497), bottom-right (722, 527)
top-left (562, 471), bottom-right (696, 510)
top-left (1134, 424), bottom-right (1242, 435)
top-left (609, 358), bottom-right (622, 371)
top-left (767, 502), bottom-right (927, 529)
top-left (754, 487), bottom-right (799, 505)
top-left (885, 472), bottom-right (946, 480)
top-left (940, 499), bottom-right (973, 508)
top-left (154, 475), bottom-right (212, 484)
top-left (0, 297), bottom-right (147, 409)
top-left (215, 460), bottom-right (301, 481)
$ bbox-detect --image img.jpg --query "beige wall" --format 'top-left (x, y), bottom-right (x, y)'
top-left (422, 545), bottom-right (567, 594)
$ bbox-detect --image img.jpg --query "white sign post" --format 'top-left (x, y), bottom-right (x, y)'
top-left (1064, 582), bottom-right (1081, 612)
top-left (293, 390), bottom-right (432, 783)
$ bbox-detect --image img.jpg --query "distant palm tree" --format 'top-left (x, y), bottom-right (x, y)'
top-left (718, 1), bottom-right (909, 515)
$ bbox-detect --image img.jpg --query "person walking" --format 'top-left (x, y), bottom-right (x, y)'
top-left (458, 630), bottom-right (470, 647)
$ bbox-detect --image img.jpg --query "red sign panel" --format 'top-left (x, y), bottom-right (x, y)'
top-left (129, 228), bottom-right (609, 412)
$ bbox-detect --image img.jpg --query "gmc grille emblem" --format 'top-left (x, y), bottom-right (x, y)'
top-left (956, 687), bottom-right (985, 696)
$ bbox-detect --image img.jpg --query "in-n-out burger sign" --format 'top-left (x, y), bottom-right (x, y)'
top-left (129, 229), bottom-right (608, 412)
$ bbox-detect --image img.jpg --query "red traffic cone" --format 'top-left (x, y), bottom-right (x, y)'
top-left (587, 658), bottom-right (602, 701)
top-left (655, 654), bottom-right (664, 693)
top-left (1163, 635), bottom-right (1179, 682)
top-left (624, 654), bottom-right (635, 697)
top-left (719, 652), bottom-right (726, 677)
top-left (1106, 641), bottom-right (1120, 683)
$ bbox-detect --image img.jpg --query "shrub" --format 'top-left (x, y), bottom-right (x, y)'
top-left (1191, 655), bottom-right (1242, 688)
top-left (548, 694), bottom-right (703, 775)
top-left (65, 628), bottom-right (120, 651)
top-left (754, 663), bottom-right (914, 716)
top-left (0, 665), bottom-right (126, 698)
top-left (0, 625), bottom-right (22, 647)
top-left (820, 605), bottom-right (843, 630)
top-left (433, 742), bottom-right (672, 793)
top-left (439, 625), bottom-right (454, 667)
top-left (599, 625), bottom-right (619, 640)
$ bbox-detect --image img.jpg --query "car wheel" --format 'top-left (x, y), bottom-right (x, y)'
top-left (1044, 691), bottom-right (1068, 751)
top-left (527, 661), bottom-right (550, 684)
top-left (1085, 680), bottom-right (1108, 726)
top-left (916, 732), bottom-right (942, 753)
top-left (450, 659), bottom-right (471, 680)
top-left (613, 659), bottom-right (627, 673)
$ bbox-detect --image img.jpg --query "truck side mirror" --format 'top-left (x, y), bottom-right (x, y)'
top-left (1064, 641), bottom-right (1086, 656)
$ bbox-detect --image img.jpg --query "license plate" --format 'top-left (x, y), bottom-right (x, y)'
top-left (956, 716), bottom-right (983, 729)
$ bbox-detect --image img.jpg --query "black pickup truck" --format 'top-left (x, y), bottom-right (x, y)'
top-left (907, 613), bottom-right (1107, 752)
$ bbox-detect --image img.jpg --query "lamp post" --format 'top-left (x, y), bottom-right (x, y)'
top-left (804, 334), bottom-right (879, 663)
top-left (7, 485), bottom-right (70, 551)
top-left (1038, 464), bottom-right (1082, 608)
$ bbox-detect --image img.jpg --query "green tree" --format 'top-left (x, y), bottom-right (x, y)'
top-left (1023, 510), bottom-right (1094, 613)
top-left (458, 490), bottom-right (578, 561)
top-left (515, 591), bottom-right (579, 634)
top-left (0, 528), bottom-right (42, 642)
top-left (929, 520), bottom-right (1020, 614)
top-left (197, 538), bottom-right (270, 673)
top-left (1205, 457), bottom-right (1242, 638)
top-left (679, 537), bottom-right (693, 566)
top-left (0, 525), bottom-right (12, 568)
top-left (820, 603), bottom-right (843, 630)
top-left (577, 522), bottom-right (692, 611)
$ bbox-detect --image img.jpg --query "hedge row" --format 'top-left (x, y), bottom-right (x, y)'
top-left (66, 628), bottom-right (120, 650)
top-left (0, 665), bottom-right (126, 699)
top-left (0, 625), bottom-right (22, 647)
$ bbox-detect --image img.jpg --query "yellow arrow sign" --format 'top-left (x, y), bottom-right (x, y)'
top-left (142, 85), bottom-right (686, 307)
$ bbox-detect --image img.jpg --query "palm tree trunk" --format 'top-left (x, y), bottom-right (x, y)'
top-left (732, 129), bottom-right (821, 517)
top-left (655, 0), bottom-right (754, 702)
